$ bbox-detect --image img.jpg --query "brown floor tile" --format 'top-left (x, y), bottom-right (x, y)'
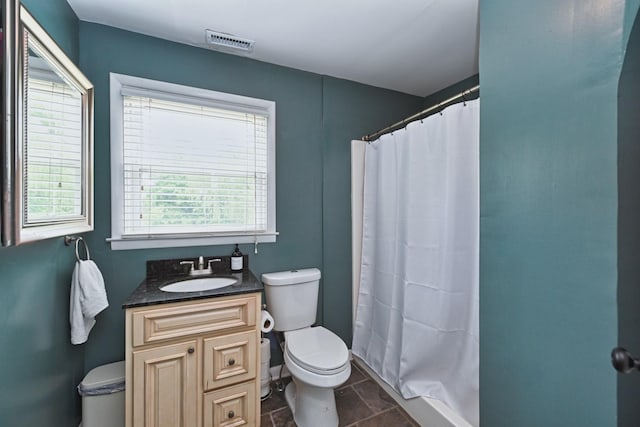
top-left (260, 413), bottom-right (274, 427)
top-left (260, 383), bottom-right (289, 414)
top-left (336, 386), bottom-right (375, 427)
top-left (271, 406), bottom-right (296, 427)
top-left (352, 360), bottom-right (373, 378)
top-left (339, 363), bottom-right (367, 389)
top-left (352, 380), bottom-right (396, 414)
top-left (356, 408), bottom-right (417, 427)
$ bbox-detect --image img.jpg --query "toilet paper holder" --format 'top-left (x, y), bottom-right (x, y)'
top-left (261, 306), bottom-right (275, 335)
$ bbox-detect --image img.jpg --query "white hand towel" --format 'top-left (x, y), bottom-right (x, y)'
top-left (70, 260), bottom-right (109, 345)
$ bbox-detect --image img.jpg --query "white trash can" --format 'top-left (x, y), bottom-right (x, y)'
top-left (78, 361), bottom-right (125, 427)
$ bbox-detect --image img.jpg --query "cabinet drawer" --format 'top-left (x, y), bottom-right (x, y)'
top-left (203, 382), bottom-right (256, 427)
top-left (131, 296), bottom-right (257, 347)
top-left (204, 330), bottom-right (257, 391)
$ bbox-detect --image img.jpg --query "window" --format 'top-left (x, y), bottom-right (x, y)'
top-left (109, 74), bottom-right (276, 250)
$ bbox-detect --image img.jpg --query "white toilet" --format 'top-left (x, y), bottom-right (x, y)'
top-left (262, 268), bottom-right (351, 427)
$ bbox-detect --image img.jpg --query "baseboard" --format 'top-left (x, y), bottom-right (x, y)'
top-left (269, 363), bottom-right (290, 380)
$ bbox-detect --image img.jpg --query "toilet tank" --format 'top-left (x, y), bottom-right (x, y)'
top-left (262, 268), bottom-right (321, 331)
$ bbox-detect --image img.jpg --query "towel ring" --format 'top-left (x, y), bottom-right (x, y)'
top-left (75, 237), bottom-right (90, 261)
top-left (64, 235), bottom-right (91, 261)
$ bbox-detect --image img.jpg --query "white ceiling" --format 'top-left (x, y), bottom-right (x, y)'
top-left (66, 0), bottom-right (479, 97)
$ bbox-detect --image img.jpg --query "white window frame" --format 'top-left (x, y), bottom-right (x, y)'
top-left (108, 73), bottom-right (276, 250)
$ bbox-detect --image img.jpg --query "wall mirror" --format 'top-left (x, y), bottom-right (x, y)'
top-left (2, 3), bottom-right (94, 246)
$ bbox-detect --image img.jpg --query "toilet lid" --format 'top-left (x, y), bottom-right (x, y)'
top-left (286, 327), bottom-right (349, 375)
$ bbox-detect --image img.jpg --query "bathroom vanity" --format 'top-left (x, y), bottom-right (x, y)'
top-left (123, 256), bottom-right (263, 427)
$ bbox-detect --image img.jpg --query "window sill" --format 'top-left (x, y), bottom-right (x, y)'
top-left (107, 233), bottom-right (277, 251)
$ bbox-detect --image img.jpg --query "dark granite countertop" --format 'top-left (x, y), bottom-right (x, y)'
top-left (122, 255), bottom-right (263, 308)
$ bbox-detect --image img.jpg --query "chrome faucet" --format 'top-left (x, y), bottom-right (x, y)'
top-left (180, 256), bottom-right (217, 276)
top-left (207, 258), bottom-right (222, 271)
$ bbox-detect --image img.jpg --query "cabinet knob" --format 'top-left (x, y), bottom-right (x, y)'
top-left (228, 358), bottom-right (235, 366)
top-left (187, 347), bottom-right (195, 354)
top-left (228, 410), bottom-right (235, 419)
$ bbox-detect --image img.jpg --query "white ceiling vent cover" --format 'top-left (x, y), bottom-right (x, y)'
top-left (205, 30), bottom-right (255, 53)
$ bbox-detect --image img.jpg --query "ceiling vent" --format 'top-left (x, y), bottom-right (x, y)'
top-left (205, 30), bottom-right (255, 53)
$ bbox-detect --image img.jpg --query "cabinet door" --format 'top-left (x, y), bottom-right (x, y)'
top-left (132, 341), bottom-right (197, 427)
top-left (203, 382), bottom-right (256, 427)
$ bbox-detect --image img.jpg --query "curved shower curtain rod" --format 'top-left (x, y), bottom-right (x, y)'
top-left (361, 84), bottom-right (480, 142)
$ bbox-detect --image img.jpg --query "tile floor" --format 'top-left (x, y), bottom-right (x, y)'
top-left (260, 361), bottom-right (419, 427)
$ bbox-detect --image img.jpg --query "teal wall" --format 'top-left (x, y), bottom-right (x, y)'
top-left (422, 74), bottom-right (479, 109)
top-left (625, 0), bottom-right (640, 42)
top-left (22, 0), bottom-right (79, 60)
top-left (78, 22), bottom-right (423, 369)
top-left (0, 2), bottom-right (83, 426)
top-left (618, 6), bottom-right (640, 425)
top-left (480, 0), bottom-right (637, 425)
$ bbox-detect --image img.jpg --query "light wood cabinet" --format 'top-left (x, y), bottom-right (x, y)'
top-left (126, 293), bottom-right (261, 427)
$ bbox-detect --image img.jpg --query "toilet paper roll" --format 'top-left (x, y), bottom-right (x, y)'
top-left (261, 310), bottom-right (275, 333)
top-left (260, 338), bottom-right (271, 398)
top-left (261, 338), bottom-right (271, 361)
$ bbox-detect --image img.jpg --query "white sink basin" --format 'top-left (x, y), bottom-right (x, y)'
top-left (160, 277), bottom-right (238, 293)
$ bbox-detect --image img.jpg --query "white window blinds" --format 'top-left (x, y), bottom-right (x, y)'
top-left (121, 94), bottom-right (269, 237)
top-left (24, 74), bottom-right (83, 224)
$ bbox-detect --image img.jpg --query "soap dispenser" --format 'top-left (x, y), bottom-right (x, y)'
top-left (231, 244), bottom-right (243, 272)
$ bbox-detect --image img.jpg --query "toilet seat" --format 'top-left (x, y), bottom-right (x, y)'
top-left (285, 326), bottom-right (350, 375)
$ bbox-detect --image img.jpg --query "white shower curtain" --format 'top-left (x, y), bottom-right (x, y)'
top-left (352, 100), bottom-right (479, 426)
